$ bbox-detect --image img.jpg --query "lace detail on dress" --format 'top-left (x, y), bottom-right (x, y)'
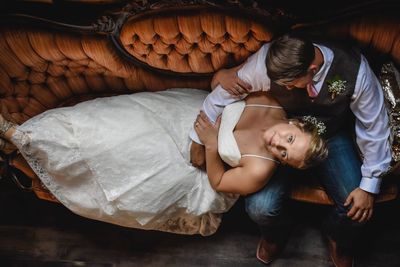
top-left (152, 211), bottom-right (221, 236)
top-left (10, 128), bottom-right (30, 148)
top-left (10, 128), bottom-right (69, 204)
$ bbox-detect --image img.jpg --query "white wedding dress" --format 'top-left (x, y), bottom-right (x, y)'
top-left (11, 88), bottom-right (243, 236)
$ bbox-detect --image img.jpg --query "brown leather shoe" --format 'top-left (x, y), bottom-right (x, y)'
top-left (256, 238), bottom-right (284, 265)
top-left (326, 237), bottom-right (354, 267)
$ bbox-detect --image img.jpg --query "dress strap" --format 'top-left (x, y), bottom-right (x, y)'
top-left (241, 154), bottom-right (280, 163)
top-left (245, 104), bottom-right (283, 109)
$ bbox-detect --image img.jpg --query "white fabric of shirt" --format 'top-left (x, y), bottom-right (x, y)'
top-left (189, 43), bottom-right (391, 194)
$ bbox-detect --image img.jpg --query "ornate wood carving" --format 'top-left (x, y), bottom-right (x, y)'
top-left (92, 0), bottom-right (292, 35)
top-left (89, 0), bottom-right (293, 75)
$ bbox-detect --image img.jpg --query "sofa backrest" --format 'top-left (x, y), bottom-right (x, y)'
top-left (0, 1), bottom-right (399, 125)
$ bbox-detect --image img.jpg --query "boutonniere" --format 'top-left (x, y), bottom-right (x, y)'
top-left (327, 75), bottom-right (347, 100)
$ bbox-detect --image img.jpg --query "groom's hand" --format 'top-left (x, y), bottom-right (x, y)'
top-left (190, 141), bottom-right (206, 171)
top-left (211, 66), bottom-right (251, 95)
top-left (344, 187), bottom-right (375, 223)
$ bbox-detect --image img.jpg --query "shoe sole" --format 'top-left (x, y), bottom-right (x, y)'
top-left (256, 239), bottom-right (273, 265)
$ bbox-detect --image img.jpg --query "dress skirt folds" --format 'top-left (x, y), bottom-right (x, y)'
top-left (11, 88), bottom-right (238, 236)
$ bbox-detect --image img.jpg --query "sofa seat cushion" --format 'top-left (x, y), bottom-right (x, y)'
top-left (290, 176), bottom-right (398, 204)
top-left (9, 153), bottom-right (398, 205)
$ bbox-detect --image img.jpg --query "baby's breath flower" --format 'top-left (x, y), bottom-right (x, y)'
top-left (302, 115), bottom-right (327, 135)
top-left (327, 75), bottom-right (347, 100)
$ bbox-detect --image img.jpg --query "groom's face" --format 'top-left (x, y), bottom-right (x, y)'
top-left (279, 69), bottom-right (314, 90)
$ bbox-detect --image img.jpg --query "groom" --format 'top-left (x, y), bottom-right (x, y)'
top-left (190, 33), bottom-right (391, 267)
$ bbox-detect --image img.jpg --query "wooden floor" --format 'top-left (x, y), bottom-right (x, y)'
top-left (1, 177), bottom-right (399, 267)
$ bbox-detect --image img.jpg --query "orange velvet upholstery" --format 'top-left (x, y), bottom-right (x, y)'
top-left (1, 1), bottom-right (399, 205)
top-left (120, 12), bottom-right (272, 73)
top-left (293, 13), bottom-right (400, 65)
top-left (0, 29), bottom-right (210, 125)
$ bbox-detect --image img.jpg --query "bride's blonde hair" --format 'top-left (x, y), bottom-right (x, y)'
top-left (289, 119), bottom-right (329, 169)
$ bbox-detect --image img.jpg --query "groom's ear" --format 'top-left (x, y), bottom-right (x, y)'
top-left (308, 64), bottom-right (319, 75)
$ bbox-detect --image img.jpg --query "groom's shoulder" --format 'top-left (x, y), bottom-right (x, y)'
top-left (259, 42), bottom-right (271, 57)
top-left (245, 43), bottom-right (270, 66)
top-left (238, 43), bottom-right (271, 90)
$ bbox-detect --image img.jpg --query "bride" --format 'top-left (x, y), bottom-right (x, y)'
top-left (0, 88), bottom-right (327, 236)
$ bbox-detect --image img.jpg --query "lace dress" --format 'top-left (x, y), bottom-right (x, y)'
top-left (11, 88), bottom-right (244, 236)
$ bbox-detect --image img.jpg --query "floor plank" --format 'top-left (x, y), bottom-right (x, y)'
top-left (1, 177), bottom-right (399, 266)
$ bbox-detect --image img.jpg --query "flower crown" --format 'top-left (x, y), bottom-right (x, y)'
top-left (301, 115), bottom-right (327, 136)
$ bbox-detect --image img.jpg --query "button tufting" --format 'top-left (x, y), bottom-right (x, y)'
top-left (10, 77), bottom-right (18, 84)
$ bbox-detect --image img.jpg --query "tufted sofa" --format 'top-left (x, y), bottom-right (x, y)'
top-left (0, 0), bottom-right (399, 205)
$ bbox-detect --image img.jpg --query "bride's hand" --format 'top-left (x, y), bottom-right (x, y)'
top-left (194, 111), bottom-right (221, 148)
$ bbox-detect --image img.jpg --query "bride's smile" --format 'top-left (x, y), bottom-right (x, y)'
top-left (263, 122), bottom-right (312, 168)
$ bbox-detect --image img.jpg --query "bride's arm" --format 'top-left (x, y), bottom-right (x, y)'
top-left (204, 143), bottom-right (276, 195)
top-left (195, 111), bottom-right (277, 195)
top-left (210, 159), bottom-right (276, 195)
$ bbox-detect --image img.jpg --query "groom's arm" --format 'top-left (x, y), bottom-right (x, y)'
top-left (189, 43), bottom-right (271, 144)
top-left (212, 44), bottom-right (272, 95)
top-left (211, 63), bottom-right (252, 95)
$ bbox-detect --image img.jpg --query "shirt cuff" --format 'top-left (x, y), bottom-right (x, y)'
top-left (359, 177), bottom-right (382, 194)
top-left (189, 127), bottom-right (203, 145)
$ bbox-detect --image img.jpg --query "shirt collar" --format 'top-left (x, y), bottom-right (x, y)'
top-left (312, 43), bottom-right (334, 84)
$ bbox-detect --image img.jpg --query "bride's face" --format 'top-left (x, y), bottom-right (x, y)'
top-left (263, 122), bottom-right (311, 168)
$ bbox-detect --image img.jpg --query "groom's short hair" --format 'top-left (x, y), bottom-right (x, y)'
top-left (266, 33), bottom-right (315, 85)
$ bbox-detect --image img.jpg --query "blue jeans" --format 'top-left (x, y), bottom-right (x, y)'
top-left (245, 130), bottom-right (363, 248)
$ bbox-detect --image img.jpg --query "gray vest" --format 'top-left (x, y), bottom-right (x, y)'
top-left (269, 44), bottom-right (361, 138)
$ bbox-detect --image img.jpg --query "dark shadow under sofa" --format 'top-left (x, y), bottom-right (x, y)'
top-left (0, 0), bottom-right (399, 219)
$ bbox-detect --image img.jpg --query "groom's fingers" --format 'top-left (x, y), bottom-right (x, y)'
top-left (237, 79), bottom-right (252, 92)
top-left (351, 209), bottom-right (363, 221)
top-left (232, 84), bottom-right (247, 95)
top-left (199, 111), bottom-right (213, 125)
top-left (198, 111), bottom-right (220, 129)
top-left (225, 83), bottom-right (243, 96)
top-left (358, 210), bottom-right (369, 223)
top-left (197, 112), bottom-right (211, 128)
top-left (367, 209), bottom-right (373, 221)
top-left (346, 202), bottom-right (357, 217)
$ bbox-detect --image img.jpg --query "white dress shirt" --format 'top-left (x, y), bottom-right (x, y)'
top-left (190, 43), bottom-right (391, 194)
